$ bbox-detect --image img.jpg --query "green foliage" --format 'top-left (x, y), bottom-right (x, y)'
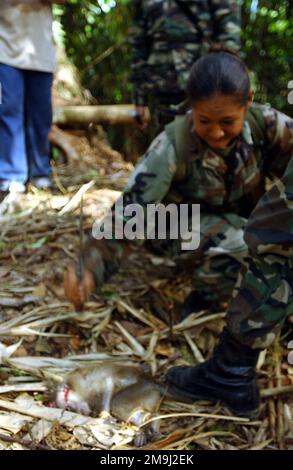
top-left (242, 0), bottom-right (292, 114)
top-left (55, 0), bottom-right (132, 104)
top-left (55, 0), bottom-right (292, 114)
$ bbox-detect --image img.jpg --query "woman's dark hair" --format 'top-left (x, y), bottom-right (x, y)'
top-left (187, 45), bottom-right (250, 105)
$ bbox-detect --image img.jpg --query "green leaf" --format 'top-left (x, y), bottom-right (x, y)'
top-left (29, 237), bottom-right (48, 250)
top-left (52, 147), bottom-right (59, 161)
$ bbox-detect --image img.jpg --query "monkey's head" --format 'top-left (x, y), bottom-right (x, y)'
top-left (55, 383), bottom-right (91, 415)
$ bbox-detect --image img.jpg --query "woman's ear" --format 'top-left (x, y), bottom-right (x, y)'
top-left (245, 90), bottom-right (254, 111)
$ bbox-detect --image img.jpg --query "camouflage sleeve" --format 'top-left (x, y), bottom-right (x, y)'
top-left (112, 132), bottom-right (176, 245)
top-left (260, 106), bottom-right (293, 177)
top-left (209, 0), bottom-right (242, 50)
top-left (226, 156), bottom-right (293, 349)
top-left (245, 155), bottom-right (293, 258)
top-left (129, 0), bottom-right (151, 106)
top-left (121, 130), bottom-right (177, 229)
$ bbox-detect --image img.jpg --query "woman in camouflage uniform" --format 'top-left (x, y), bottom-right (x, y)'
top-left (65, 48), bottom-right (293, 417)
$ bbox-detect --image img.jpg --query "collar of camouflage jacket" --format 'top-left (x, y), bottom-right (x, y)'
top-left (182, 117), bottom-right (262, 204)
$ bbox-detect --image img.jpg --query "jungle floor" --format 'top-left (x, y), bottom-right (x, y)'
top-left (0, 129), bottom-right (292, 451)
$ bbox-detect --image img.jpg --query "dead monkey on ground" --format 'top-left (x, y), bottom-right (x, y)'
top-left (54, 363), bottom-right (163, 445)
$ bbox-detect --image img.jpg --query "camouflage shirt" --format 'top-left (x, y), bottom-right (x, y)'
top-left (123, 103), bottom-right (292, 213)
top-left (129, 0), bottom-right (242, 105)
top-left (88, 103), bottom-right (292, 294)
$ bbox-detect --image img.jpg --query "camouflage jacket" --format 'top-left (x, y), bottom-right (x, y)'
top-left (129, 0), bottom-right (242, 105)
top-left (123, 103), bottom-right (292, 212)
top-left (89, 103), bottom-right (292, 287)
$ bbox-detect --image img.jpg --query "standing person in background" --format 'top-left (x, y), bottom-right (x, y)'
top-left (0, 1), bottom-right (65, 213)
top-left (129, 0), bottom-right (242, 138)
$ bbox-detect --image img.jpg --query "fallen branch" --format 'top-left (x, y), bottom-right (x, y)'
top-left (53, 105), bottom-right (149, 126)
top-left (0, 432), bottom-right (54, 451)
top-left (58, 181), bottom-right (95, 216)
top-left (260, 384), bottom-right (293, 398)
top-left (49, 125), bottom-right (79, 162)
top-left (142, 411), bottom-right (250, 426)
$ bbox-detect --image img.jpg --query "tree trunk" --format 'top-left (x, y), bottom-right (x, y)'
top-left (53, 105), bottom-right (149, 126)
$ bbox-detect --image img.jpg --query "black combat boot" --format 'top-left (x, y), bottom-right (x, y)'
top-left (166, 328), bottom-right (260, 418)
top-left (180, 290), bottom-right (216, 321)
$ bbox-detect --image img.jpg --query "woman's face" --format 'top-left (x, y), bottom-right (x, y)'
top-left (192, 93), bottom-right (252, 151)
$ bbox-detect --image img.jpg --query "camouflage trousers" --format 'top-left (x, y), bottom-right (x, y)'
top-left (226, 159), bottom-right (293, 349)
top-left (226, 255), bottom-right (293, 349)
top-left (148, 211), bottom-right (248, 304)
top-left (149, 192), bottom-right (293, 349)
